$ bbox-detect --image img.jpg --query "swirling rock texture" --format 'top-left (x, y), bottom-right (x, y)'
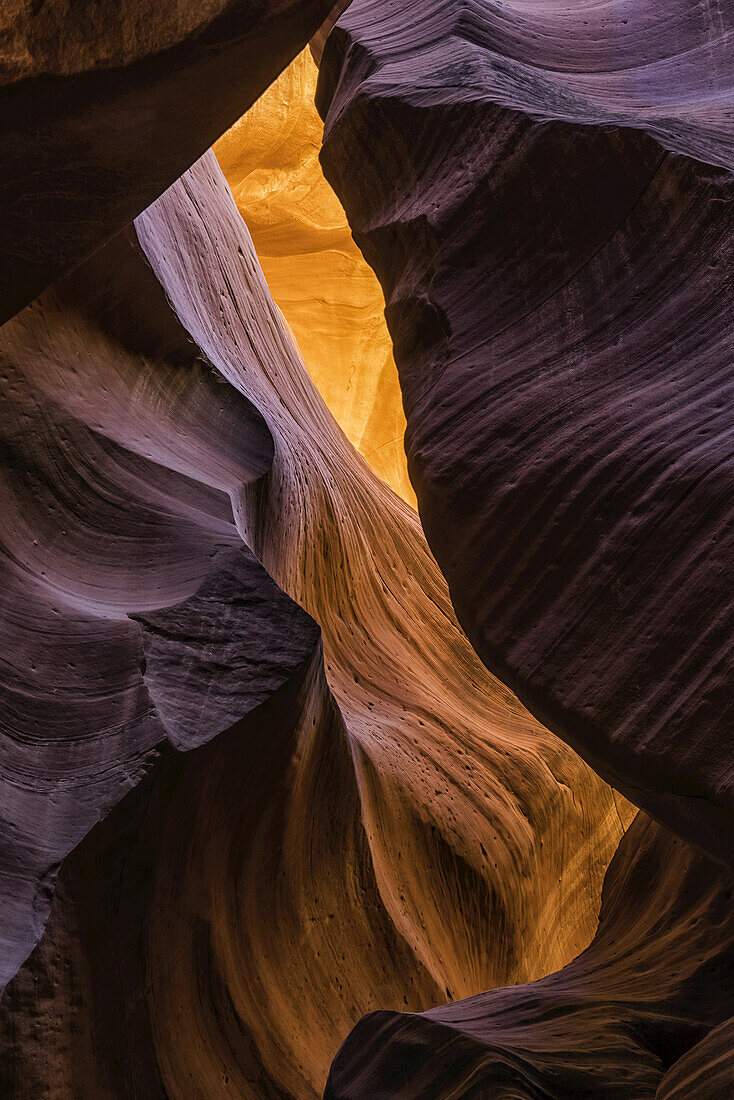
top-left (2, 1), bottom-right (733, 1096)
top-left (318, 0), bottom-right (734, 867)
top-left (0, 0), bottom-right (348, 326)
top-left (655, 1018), bottom-right (734, 1100)
top-left (0, 153), bottom-right (629, 1097)
top-left (314, 0), bottom-right (734, 1093)
top-left (214, 48), bottom-right (416, 506)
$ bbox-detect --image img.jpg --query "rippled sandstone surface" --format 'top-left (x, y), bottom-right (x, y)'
top-left (1, 0), bottom-right (732, 1094)
top-left (325, 814), bottom-right (734, 1098)
top-left (315, 0), bottom-right (734, 1092)
top-left (0, 153), bottom-right (628, 1097)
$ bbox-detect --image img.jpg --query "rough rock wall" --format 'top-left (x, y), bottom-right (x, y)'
top-left (318, 0), bottom-right (734, 868)
top-left (0, 154), bottom-right (627, 1096)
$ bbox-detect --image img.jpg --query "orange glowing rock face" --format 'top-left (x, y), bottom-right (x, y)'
top-left (214, 49), bottom-right (417, 508)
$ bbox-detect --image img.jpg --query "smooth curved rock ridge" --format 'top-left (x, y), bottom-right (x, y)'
top-left (0, 0), bottom-right (349, 326)
top-left (138, 153), bottom-right (628, 1001)
top-left (0, 152), bottom-right (630, 1096)
top-left (318, 0), bottom-right (734, 866)
top-left (324, 814), bottom-right (734, 1099)
top-left (0, 224), bottom-right (306, 990)
top-left (214, 47), bottom-right (416, 507)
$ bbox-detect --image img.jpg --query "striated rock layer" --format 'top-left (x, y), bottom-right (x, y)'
top-left (214, 47), bottom-right (415, 506)
top-left (0, 0), bottom-right (349, 325)
top-left (0, 154), bottom-right (628, 1096)
top-left (655, 1017), bottom-right (734, 1099)
top-left (318, 0), bottom-right (734, 868)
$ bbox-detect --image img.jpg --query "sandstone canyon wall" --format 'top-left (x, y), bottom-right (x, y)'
top-left (0, 154), bottom-right (629, 1097)
top-left (0, 0), bottom-right (348, 325)
top-left (0, 0), bottom-right (732, 1096)
top-left (313, 0), bottom-right (734, 1092)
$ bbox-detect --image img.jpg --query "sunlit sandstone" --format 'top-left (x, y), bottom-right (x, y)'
top-left (215, 49), bottom-right (416, 507)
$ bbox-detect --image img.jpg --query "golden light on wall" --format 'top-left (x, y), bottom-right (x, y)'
top-left (214, 48), bottom-right (417, 508)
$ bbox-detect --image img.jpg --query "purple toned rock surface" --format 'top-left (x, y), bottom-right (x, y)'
top-left (318, 0), bottom-right (734, 867)
top-left (316, 1), bottom-right (734, 1093)
top-left (0, 225), bottom-right (297, 990)
top-left (1, 1), bottom-right (733, 1092)
top-left (135, 545), bottom-right (319, 750)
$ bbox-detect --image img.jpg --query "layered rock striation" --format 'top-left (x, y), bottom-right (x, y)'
top-left (318, 0), bottom-right (734, 868)
top-left (325, 814), bottom-right (734, 1098)
top-left (0, 154), bottom-right (628, 1096)
top-left (315, 0), bottom-right (734, 1092)
top-left (2, 0), bottom-right (732, 1093)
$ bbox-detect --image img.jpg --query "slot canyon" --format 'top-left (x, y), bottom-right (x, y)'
top-left (0, 2), bottom-right (732, 1097)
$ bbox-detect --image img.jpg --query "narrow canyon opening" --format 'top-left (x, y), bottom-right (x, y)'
top-left (214, 47), bottom-right (417, 509)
